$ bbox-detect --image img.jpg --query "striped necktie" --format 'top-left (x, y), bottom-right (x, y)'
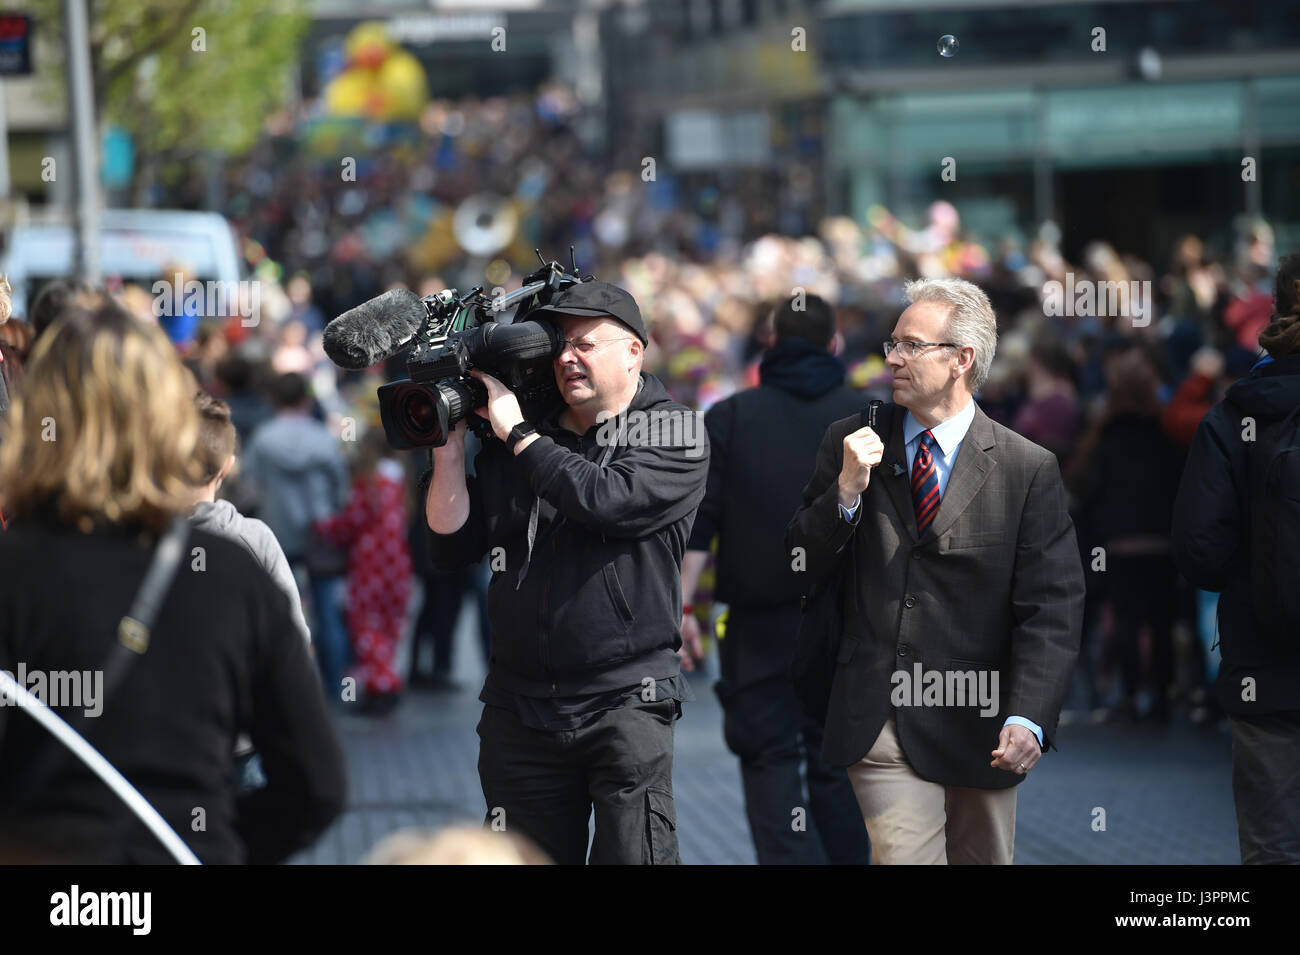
top-left (912, 430), bottom-right (941, 537)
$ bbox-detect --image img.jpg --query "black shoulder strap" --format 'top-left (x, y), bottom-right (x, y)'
top-left (12, 515), bottom-right (191, 806)
top-left (105, 515), bottom-right (191, 688)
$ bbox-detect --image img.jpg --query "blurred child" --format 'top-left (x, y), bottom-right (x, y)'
top-left (189, 391), bottom-right (310, 646)
top-left (315, 428), bottom-right (413, 713)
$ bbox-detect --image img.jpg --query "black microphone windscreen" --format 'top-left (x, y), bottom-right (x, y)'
top-left (323, 288), bottom-right (427, 370)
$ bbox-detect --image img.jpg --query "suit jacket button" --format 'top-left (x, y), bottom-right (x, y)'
top-left (912, 551), bottom-right (921, 559)
top-left (904, 595), bottom-right (916, 608)
top-left (897, 645), bottom-right (909, 656)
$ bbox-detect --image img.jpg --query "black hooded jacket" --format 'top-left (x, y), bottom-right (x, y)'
top-left (423, 372), bottom-right (708, 697)
top-left (1172, 352), bottom-right (1300, 714)
top-left (688, 338), bottom-right (863, 610)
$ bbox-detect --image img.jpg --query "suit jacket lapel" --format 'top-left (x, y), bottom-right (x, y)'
top-left (925, 402), bottom-right (997, 542)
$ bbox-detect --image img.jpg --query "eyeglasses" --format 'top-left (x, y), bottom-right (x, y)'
top-left (882, 339), bottom-right (962, 360)
top-left (559, 337), bottom-right (635, 357)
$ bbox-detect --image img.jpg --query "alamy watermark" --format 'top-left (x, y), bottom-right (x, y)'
top-left (50, 885), bottom-right (151, 935)
top-left (890, 663), bottom-right (1000, 716)
top-left (0, 663), bottom-right (103, 718)
top-left (1042, 272), bottom-right (1151, 326)
top-left (595, 408), bottom-right (706, 459)
top-left (152, 273), bottom-right (261, 327)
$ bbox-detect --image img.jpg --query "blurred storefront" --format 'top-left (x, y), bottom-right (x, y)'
top-left (821, 0), bottom-right (1300, 261)
top-left (605, 1), bottom-right (832, 251)
top-left (610, 0), bottom-right (1300, 263)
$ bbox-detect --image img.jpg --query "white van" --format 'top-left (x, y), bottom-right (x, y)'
top-left (1, 208), bottom-right (243, 317)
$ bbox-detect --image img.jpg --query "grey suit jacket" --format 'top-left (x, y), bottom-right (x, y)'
top-left (787, 401), bottom-right (1084, 789)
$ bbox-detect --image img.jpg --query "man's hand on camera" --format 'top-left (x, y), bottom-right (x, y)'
top-left (426, 417), bottom-right (470, 534)
top-left (470, 369), bottom-right (525, 442)
top-left (434, 418), bottom-right (469, 459)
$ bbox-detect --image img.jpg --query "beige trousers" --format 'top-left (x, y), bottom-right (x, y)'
top-left (846, 717), bottom-right (1018, 864)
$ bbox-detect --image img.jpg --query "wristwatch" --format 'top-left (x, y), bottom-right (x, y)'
top-left (506, 421), bottom-right (537, 452)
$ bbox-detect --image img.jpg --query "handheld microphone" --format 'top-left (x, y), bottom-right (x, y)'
top-left (867, 399), bottom-right (882, 470)
top-left (323, 288), bottom-right (428, 370)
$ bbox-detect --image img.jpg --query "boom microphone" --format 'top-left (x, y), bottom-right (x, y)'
top-left (323, 288), bottom-right (428, 370)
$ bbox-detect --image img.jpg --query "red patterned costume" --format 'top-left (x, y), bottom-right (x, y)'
top-left (315, 458), bottom-right (412, 699)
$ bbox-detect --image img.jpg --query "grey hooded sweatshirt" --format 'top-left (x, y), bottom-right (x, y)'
top-left (241, 412), bottom-right (348, 561)
top-left (190, 499), bottom-right (311, 646)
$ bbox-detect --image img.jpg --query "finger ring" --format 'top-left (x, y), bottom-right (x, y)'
top-left (1018, 762), bottom-right (1026, 772)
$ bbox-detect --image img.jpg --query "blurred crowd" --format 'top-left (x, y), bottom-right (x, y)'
top-left (3, 65), bottom-right (1299, 867)
top-left (2, 81), bottom-right (1289, 733)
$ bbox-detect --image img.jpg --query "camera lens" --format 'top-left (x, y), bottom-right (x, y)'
top-left (438, 377), bottom-right (486, 426)
top-left (404, 391), bottom-right (438, 431)
top-left (400, 388), bottom-right (445, 446)
top-left (378, 376), bottom-right (489, 449)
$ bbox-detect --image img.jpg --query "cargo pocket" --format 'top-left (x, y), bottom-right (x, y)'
top-left (645, 788), bottom-right (678, 865)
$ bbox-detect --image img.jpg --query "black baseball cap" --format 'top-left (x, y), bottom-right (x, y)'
top-left (528, 281), bottom-right (648, 345)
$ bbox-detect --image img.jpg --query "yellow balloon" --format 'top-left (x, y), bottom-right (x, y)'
top-left (324, 69), bottom-right (374, 118)
top-left (345, 22), bottom-right (392, 65)
top-left (325, 22), bottom-right (428, 122)
top-left (376, 51), bottom-right (429, 122)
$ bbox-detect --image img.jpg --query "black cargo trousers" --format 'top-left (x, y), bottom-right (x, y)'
top-left (477, 696), bottom-right (681, 865)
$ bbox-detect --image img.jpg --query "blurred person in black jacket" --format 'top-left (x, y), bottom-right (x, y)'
top-left (1173, 252), bottom-right (1300, 864)
top-left (679, 294), bottom-right (871, 865)
top-left (0, 302), bottom-right (346, 864)
top-left (1070, 344), bottom-right (1186, 723)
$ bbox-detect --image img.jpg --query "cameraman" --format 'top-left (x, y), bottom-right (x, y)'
top-left (422, 282), bottom-right (708, 865)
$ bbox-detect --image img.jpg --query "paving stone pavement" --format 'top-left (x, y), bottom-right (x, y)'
top-left (291, 655), bottom-right (1240, 864)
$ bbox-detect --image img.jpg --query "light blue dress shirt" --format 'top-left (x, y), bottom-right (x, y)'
top-left (838, 400), bottom-right (1044, 750)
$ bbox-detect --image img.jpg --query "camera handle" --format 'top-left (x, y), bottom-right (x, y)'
top-left (488, 279), bottom-right (548, 314)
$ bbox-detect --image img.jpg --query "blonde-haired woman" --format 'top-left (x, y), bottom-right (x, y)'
top-left (0, 301), bottom-right (346, 863)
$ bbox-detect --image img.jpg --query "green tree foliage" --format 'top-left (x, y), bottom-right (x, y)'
top-left (30, 0), bottom-right (308, 157)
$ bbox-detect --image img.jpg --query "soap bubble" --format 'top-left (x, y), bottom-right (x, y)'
top-left (938, 34), bottom-right (959, 58)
